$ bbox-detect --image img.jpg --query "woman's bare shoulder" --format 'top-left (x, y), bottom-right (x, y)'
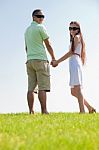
top-left (74, 35), bottom-right (80, 43)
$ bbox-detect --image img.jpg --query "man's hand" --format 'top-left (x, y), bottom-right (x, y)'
top-left (50, 60), bottom-right (58, 67)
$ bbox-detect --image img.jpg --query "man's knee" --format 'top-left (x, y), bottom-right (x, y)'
top-left (27, 91), bottom-right (33, 97)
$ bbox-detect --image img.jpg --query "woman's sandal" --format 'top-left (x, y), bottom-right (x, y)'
top-left (89, 107), bottom-right (96, 113)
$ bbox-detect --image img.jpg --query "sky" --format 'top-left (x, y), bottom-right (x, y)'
top-left (0, 0), bottom-right (99, 113)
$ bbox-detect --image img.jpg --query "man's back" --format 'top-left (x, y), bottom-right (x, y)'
top-left (25, 21), bottom-right (49, 61)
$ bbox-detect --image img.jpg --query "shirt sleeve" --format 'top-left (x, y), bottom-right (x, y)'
top-left (39, 25), bottom-right (49, 40)
top-left (24, 36), bottom-right (27, 47)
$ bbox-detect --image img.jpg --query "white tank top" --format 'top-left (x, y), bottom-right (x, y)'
top-left (70, 35), bottom-right (82, 56)
top-left (74, 42), bottom-right (82, 56)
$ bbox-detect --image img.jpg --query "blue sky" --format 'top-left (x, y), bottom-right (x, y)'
top-left (0, 0), bottom-right (99, 113)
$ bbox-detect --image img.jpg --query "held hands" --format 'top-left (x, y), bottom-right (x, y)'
top-left (50, 60), bottom-right (58, 67)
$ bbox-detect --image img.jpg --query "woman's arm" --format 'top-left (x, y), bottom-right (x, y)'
top-left (52, 35), bottom-right (80, 67)
top-left (52, 50), bottom-right (72, 67)
top-left (57, 50), bottom-right (72, 64)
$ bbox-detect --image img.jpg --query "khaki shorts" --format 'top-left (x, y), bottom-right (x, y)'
top-left (26, 60), bottom-right (50, 92)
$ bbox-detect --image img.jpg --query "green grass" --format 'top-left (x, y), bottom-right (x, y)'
top-left (0, 113), bottom-right (99, 150)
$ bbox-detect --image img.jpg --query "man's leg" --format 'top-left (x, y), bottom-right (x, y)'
top-left (38, 90), bottom-right (49, 114)
top-left (26, 61), bottom-right (37, 114)
top-left (27, 91), bottom-right (34, 114)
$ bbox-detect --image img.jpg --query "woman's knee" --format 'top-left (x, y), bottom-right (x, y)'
top-left (71, 90), bottom-right (76, 97)
top-left (71, 88), bottom-right (80, 98)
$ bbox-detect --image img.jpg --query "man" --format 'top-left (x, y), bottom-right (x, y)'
top-left (25, 9), bottom-right (56, 114)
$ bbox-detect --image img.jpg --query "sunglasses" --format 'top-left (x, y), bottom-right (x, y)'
top-left (69, 27), bottom-right (80, 31)
top-left (34, 15), bottom-right (45, 18)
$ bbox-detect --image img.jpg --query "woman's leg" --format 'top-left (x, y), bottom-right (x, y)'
top-left (71, 86), bottom-right (96, 113)
top-left (71, 85), bottom-right (85, 113)
top-left (84, 99), bottom-right (96, 113)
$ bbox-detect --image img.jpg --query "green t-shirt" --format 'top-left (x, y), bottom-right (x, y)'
top-left (25, 21), bottom-right (49, 61)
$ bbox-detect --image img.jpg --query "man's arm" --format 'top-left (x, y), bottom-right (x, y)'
top-left (44, 38), bottom-right (56, 61)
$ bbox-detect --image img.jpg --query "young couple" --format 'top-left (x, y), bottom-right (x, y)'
top-left (25, 9), bottom-right (96, 114)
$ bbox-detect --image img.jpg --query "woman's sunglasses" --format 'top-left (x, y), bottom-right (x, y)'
top-left (69, 27), bottom-right (80, 31)
top-left (34, 15), bottom-right (45, 18)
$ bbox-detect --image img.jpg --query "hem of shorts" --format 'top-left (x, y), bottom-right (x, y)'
top-left (39, 89), bottom-right (50, 92)
top-left (28, 89), bottom-right (50, 92)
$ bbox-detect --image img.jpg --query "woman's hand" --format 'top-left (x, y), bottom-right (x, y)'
top-left (51, 60), bottom-right (58, 67)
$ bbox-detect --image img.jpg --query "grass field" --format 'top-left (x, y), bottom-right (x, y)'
top-left (0, 113), bottom-right (99, 150)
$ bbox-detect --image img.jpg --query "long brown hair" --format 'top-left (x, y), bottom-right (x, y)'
top-left (70, 21), bottom-right (86, 65)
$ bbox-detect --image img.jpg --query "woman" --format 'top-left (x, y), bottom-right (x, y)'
top-left (52, 21), bottom-right (96, 113)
